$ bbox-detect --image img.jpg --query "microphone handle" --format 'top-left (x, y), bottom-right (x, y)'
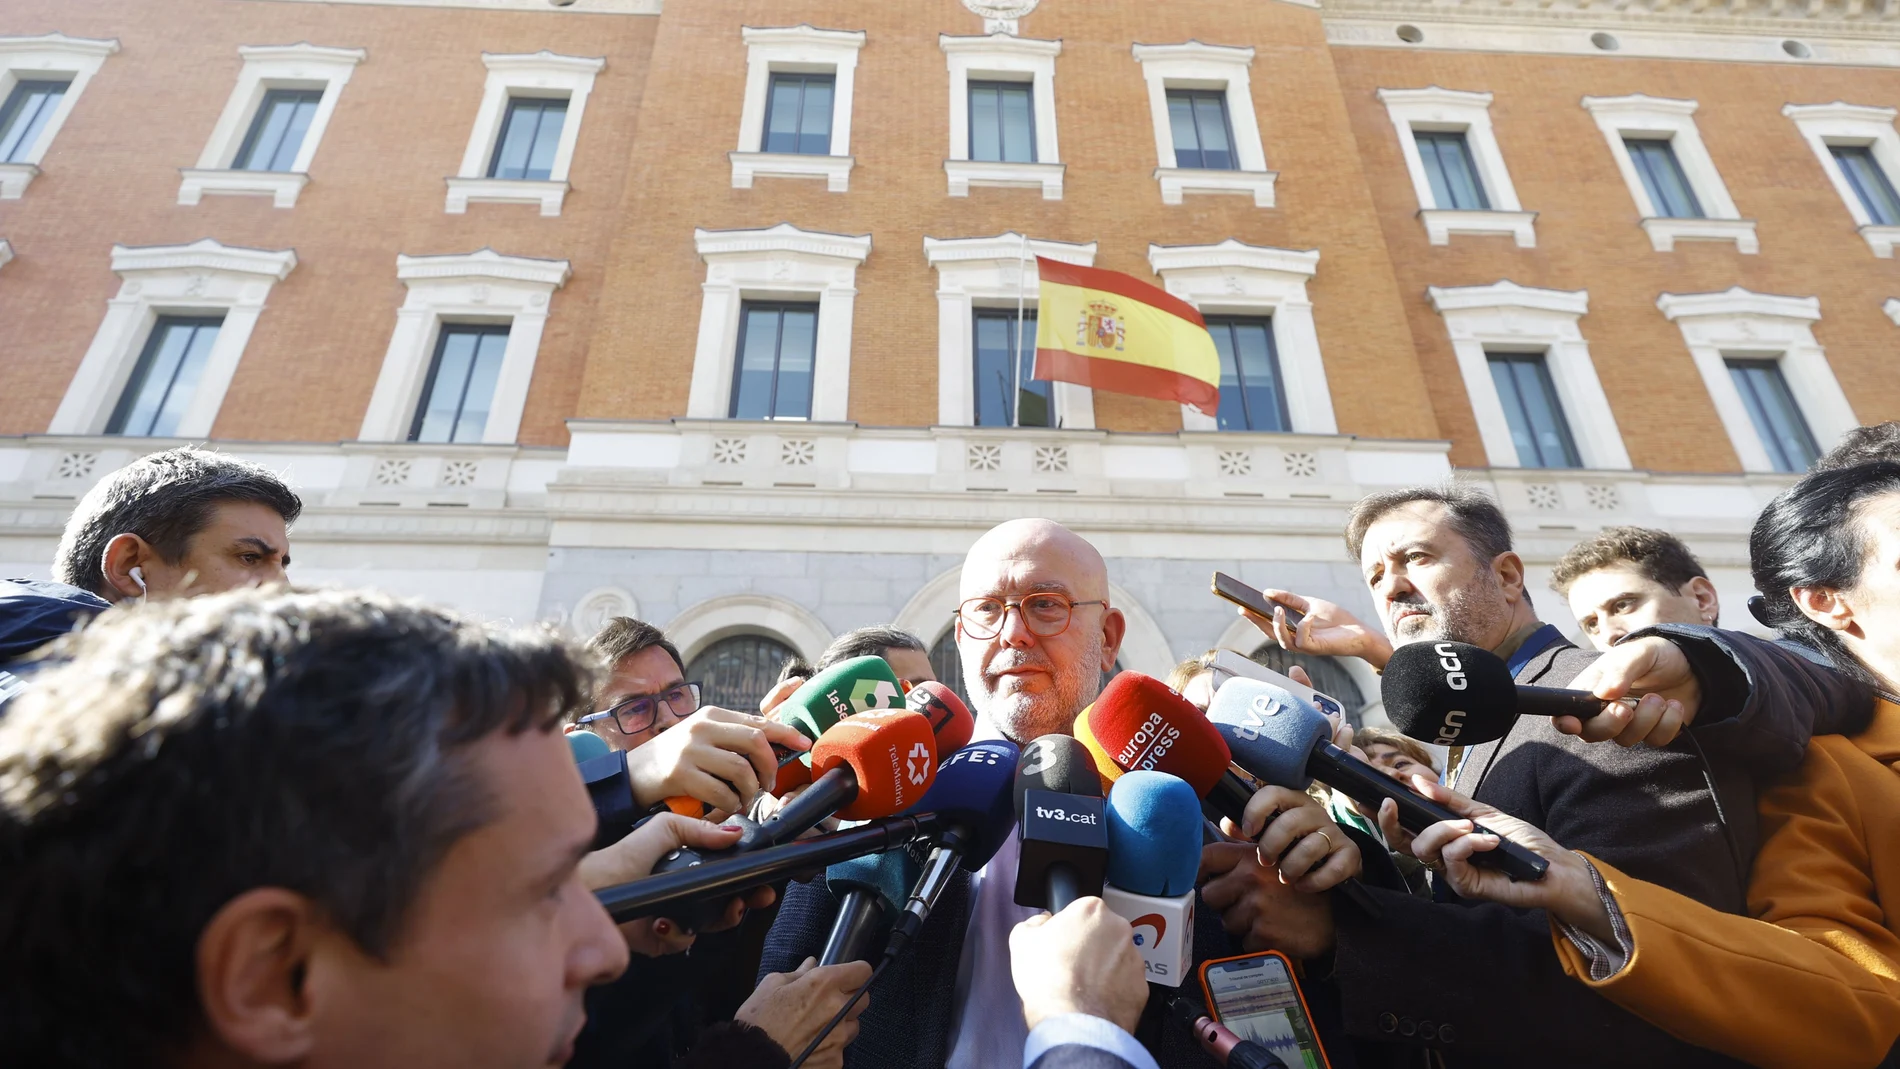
top-left (1188, 1013), bottom-right (1289, 1069)
top-left (597, 813), bottom-right (942, 922)
top-left (1205, 767), bottom-right (1255, 826)
top-left (885, 825), bottom-right (969, 960)
top-left (819, 889), bottom-right (884, 966)
top-left (745, 765), bottom-right (858, 851)
top-left (1046, 862), bottom-right (1081, 914)
top-left (1306, 742), bottom-right (1549, 882)
top-left (1517, 684), bottom-right (1618, 719)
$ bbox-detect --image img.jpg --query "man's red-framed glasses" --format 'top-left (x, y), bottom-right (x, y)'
top-left (954, 594), bottom-right (1108, 640)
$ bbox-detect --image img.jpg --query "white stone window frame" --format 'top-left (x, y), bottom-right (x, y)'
top-left (0, 238), bottom-right (11, 271)
top-left (1377, 86), bottom-right (1536, 248)
top-left (0, 33), bottom-right (119, 200)
top-left (48, 239), bottom-right (298, 437)
top-left (178, 43), bottom-right (366, 210)
top-left (1148, 240), bottom-right (1334, 435)
top-left (940, 34), bottom-right (1064, 200)
top-left (357, 249), bottom-right (572, 445)
top-left (1783, 101), bottom-right (1900, 259)
top-left (1581, 94), bottom-right (1756, 254)
top-left (921, 232), bottom-right (1099, 429)
top-left (730, 25), bottom-right (864, 193)
top-left (1885, 297), bottom-right (1900, 327)
top-left (1656, 287), bottom-right (1858, 474)
top-left (445, 50), bottom-right (604, 218)
top-left (686, 224), bottom-right (871, 424)
top-left (1427, 281), bottom-right (1630, 471)
top-left (1130, 42), bottom-right (1275, 208)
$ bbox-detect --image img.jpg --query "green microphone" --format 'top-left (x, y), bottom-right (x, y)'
top-left (778, 655), bottom-right (907, 766)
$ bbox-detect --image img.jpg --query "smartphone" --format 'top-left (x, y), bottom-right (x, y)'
top-left (1206, 650), bottom-right (1348, 724)
top-left (1211, 571), bottom-right (1305, 630)
top-left (1198, 951), bottom-right (1333, 1069)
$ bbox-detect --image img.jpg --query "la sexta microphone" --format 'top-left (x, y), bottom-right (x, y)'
top-left (884, 739), bottom-right (1019, 961)
top-left (1381, 639), bottom-right (1624, 747)
top-left (820, 847), bottom-right (919, 966)
top-left (1100, 770), bottom-right (1201, 987)
top-left (1011, 735), bottom-right (1107, 912)
top-left (778, 656), bottom-right (909, 753)
top-left (906, 679), bottom-right (976, 756)
top-left (1077, 672), bottom-right (1256, 825)
top-left (1207, 677), bottom-right (1548, 882)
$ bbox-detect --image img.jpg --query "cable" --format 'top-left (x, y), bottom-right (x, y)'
top-left (1682, 729), bottom-right (1746, 893)
top-left (785, 954), bottom-right (892, 1069)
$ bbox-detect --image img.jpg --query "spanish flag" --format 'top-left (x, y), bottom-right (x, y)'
top-left (1033, 257), bottom-right (1220, 415)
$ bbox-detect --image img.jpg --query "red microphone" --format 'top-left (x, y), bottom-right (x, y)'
top-left (810, 708), bottom-right (940, 820)
top-left (1075, 671), bottom-right (1255, 824)
top-left (906, 679), bottom-right (975, 757)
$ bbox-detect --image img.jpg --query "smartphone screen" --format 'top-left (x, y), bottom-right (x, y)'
top-left (1202, 954), bottom-right (1330, 1069)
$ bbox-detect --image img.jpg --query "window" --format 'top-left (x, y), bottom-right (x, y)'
top-left (232, 88), bottom-right (321, 172)
top-left (1416, 130), bottom-right (1490, 211)
top-left (763, 73), bottom-right (833, 155)
top-left (1726, 359), bottom-right (1820, 473)
top-left (410, 325), bottom-right (510, 443)
top-left (688, 634), bottom-right (797, 713)
top-left (105, 316), bottom-right (224, 437)
top-left (969, 80), bottom-right (1035, 163)
top-left (973, 309), bottom-right (1052, 427)
top-left (1829, 145), bottom-right (1900, 227)
top-left (0, 78), bottom-right (66, 163)
top-left (928, 628), bottom-right (974, 715)
top-left (1167, 89), bottom-right (1234, 170)
top-left (1206, 316), bottom-right (1288, 432)
top-left (488, 97), bottom-right (567, 181)
top-left (1625, 138), bottom-right (1702, 218)
top-left (1488, 354), bottom-right (1582, 468)
top-left (731, 302), bottom-right (819, 420)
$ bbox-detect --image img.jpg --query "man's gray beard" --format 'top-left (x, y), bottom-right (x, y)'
top-left (1389, 575), bottom-right (1512, 649)
top-left (973, 630), bottom-right (1106, 745)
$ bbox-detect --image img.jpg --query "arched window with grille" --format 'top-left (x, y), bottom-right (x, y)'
top-left (688, 633), bottom-right (798, 714)
top-left (1248, 643), bottom-right (1369, 726)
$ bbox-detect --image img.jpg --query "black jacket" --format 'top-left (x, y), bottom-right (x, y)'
top-left (0, 578), bottom-right (107, 663)
top-left (1327, 623), bottom-right (1871, 1068)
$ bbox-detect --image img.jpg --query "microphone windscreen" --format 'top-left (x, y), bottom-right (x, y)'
top-left (774, 755), bottom-right (812, 793)
top-left (1013, 734), bottom-right (1104, 820)
top-left (779, 656), bottom-right (907, 754)
top-left (1072, 702), bottom-right (1125, 787)
top-left (566, 729), bottom-right (610, 764)
top-left (1381, 640), bottom-right (1518, 747)
top-left (826, 847), bottom-right (921, 915)
top-left (1105, 771), bottom-right (1203, 897)
top-left (810, 709), bottom-right (938, 821)
top-left (906, 680), bottom-right (975, 756)
top-left (1080, 672), bottom-right (1232, 797)
top-left (909, 739), bottom-right (1021, 870)
top-left (1205, 677), bottom-right (1330, 789)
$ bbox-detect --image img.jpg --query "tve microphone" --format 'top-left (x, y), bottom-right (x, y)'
top-left (1382, 640), bottom-right (1618, 747)
top-left (885, 740), bottom-right (1020, 960)
top-left (1077, 672), bottom-right (1256, 825)
top-left (1101, 771), bottom-right (1201, 987)
top-left (1207, 678), bottom-right (1547, 882)
top-left (906, 680), bottom-right (976, 756)
top-left (1011, 736), bottom-right (1108, 912)
top-left (820, 848), bottom-right (920, 966)
top-left (778, 656), bottom-right (908, 755)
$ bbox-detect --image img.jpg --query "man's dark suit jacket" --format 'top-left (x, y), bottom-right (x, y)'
top-left (1327, 623), bottom-right (1870, 1068)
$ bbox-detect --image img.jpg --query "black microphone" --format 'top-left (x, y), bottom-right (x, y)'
top-left (1382, 639), bottom-right (1625, 747)
top-left (883, 739), bottom-right (1019, 961)
top-left (1011, 735), bottom-right (1108, 912)
top-left (1207, 677), bottom-right (1548, 882)
top-left (819, 848), bottom-right (919, 966)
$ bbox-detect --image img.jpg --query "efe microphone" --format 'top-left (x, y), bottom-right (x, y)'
top-left (1011, 736), bottom-right (1107, 912)
top-left (1382, 639), bottom-right (1633, 747)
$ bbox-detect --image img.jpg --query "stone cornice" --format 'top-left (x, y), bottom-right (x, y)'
top-left (1782, 100), bottom-right (1898, 123)
top-left (1148, 239), bottom-right (1319, 278)
top-left (695, 222), bottom-right (872, 263)
top-left (939, 32), bottom-right (1063, 57)
top-left (1377, 85), bottom-right (1494, 110)
top-left (1130, 41), bottom-right (1256, 66)
top-left (1657, 287), bottom-right (1821, 322)
top-left (1429, 280), bottom-right (1588, 317)
top-left (0, 32), bottom-right (120, 58)
top-left (237, 42), bottom-right (367, 66)
top-left (922, 231), bottom-right (1096, 266)
top-left (0, 239), bottom-right (12, 271)
top-left (1323, 0), bottom-right (1900, 35)
top-left (740, 25), bottom-right (867, 50)
top-left (395, 248), bottom-right (572, 288)
top-left (480, 49), bottom-right (604, 75)
top-left (1582, 93), bottom-right (1699, 117)
top-left (111, 238), bottom-right (298, 280)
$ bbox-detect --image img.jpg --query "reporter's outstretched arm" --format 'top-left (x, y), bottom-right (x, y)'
top-left (579, 814), bottom-right (775, 953)
top-left (1011, 898), bottom-right (1160, 1069)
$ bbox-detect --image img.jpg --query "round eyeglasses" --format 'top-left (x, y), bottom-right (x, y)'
top-left (575, 681), bottom-right (703, 736)
top-left (954, 594), bottom-right (1108, 641)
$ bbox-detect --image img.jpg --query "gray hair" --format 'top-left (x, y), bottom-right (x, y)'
top-left (1345, 484), bottom-right (1514, 565)
top-left (818, 625), bottom-right (927, 669)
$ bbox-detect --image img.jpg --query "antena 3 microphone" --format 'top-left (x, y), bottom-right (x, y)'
top-left (906, 680), bottom-right (976, 756)
top-left (1012, 736), bottom-right (1108, 912)
top-left (1382, 640), bottom-right (1615, 747)
top-left (778, 656), bottom-right (908, 757)
top-left (1207, 677), bottom-right (1548, 883)
top-left (1102, 771), bottom-right (1201, 987)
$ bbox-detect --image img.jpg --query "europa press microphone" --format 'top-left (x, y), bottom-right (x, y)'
top-left (1382, 639), bottom-right (1630, 747)
top-left (1206, 677), bottom-right (1548, 882)
top-left (1101, 771), bottom-right (1202, 988)
top-left (1076, 672), bottom-right (1258, 826)
top-left (1011, 735), bottom-right (1108, 913)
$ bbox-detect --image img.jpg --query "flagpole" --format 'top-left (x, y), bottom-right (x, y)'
top-left (1013, 232), bottom-right (1028, 429)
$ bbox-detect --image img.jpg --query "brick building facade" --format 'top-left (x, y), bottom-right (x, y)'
top-left (2, 0), bottom-right (1894, 714)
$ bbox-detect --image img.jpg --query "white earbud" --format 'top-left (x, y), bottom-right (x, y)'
top-left (129, 567), bottom-right (147, 594)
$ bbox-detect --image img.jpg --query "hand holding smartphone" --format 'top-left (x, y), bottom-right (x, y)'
top-left (1212, 571), bottom-right (1306, 631)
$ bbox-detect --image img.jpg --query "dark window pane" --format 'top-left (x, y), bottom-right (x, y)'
top-left (410, 324), bottom-right (511, 443)
top-left (1830, 144), bottom-right (1900, 226)
top-left (928, 628), bottom-right (973, 715)
top-left (970, 80), bottom-right (1034, 163)
top-left (1168, 93), bottom-right (1201, 168)
top-left (1624, 137), bottom-right (1703, 219)
top-left (1726, 359), bottom-right (1820, 473)
top-left (1165, 89), bottom-right (1235, 171)
top-left (1416, 130), bottom-right (1490, 211)
top-left (106, 316), bottom-right (224, 437)
top-left (1488, 353), bottom-right (1581, 468)
top-left (763, 72), bottom-right (834, 155)
top-left (688, 634), bottom-right (797, 714)
top-left (233, 88), bottom-right (323, 172)
top-left (729, 302), bottom-right (819, 420)
top-left (1207, 316), bottom-right (1288, 432)
top-left (0, 78), bottom-right (69, 163)
top-left (1247, 643), bottom-right (1370, 727)
top-left (972, 309), bottom-right (1052, 427)
top-left (487, 97), bottom-right (567, 180)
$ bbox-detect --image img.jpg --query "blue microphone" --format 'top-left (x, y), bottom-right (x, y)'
top-left (567, 729), bottom-right (611, 763)
top-left (821, 848), bottom-right (921, 966)
top-left (1102, 771), bottom-right (1203, 987)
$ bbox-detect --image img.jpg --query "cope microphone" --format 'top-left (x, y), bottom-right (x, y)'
top-left (819, 848), bottom-right (920, 966)
top-left (1206, 678), bottom-right (1548, 883)
top-left (906, 679), bottom-right (976, 756)
top-left (1382, 640), bottom-right (1621, 747)
top-left (1011, 736), bottom-right (1108, 913)
top-left (1076, 672), bottom-right (1256, 825)
top-left (1101, 771), bottom-right (1201, 987)
top-left (884, 740), bottom-right (1019, 961)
